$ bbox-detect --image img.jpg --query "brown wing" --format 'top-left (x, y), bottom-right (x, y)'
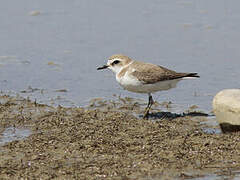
top-left (130, 61), bottom-right (197, 84)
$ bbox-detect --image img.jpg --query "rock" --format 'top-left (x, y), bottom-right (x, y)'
top-left (213, 89), bottom-right (240, 133)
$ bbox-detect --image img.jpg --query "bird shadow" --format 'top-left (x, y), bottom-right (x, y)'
top-left (139, 111), bottom-right (212, 120)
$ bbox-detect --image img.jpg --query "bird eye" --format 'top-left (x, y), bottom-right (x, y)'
top-left (112, 60), bottom-right (120, 65)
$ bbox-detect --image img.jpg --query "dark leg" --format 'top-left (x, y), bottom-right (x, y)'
top-left (143, 93), bottom-right (154, 119)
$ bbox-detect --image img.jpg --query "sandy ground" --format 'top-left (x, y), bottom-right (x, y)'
top-left (0, 95), bottom-right (240, 179)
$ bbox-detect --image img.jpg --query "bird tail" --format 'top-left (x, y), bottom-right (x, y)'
top-left (185, 73), bottom-right (200, 78)
top-left (180, 73), bottom-right (200, 80)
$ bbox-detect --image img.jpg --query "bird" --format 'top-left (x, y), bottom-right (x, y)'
top-left (97, 54), bottom-right (199, 118)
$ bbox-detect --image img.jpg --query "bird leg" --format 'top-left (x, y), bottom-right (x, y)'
top-left (143, 93), bottom-right (154, 119)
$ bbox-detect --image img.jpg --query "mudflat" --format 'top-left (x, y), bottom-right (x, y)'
top-left (0, 95), bottom-right (239, 179)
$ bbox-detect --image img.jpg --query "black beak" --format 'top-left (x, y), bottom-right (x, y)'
top-left (97, 65), bottom-right (109, 70)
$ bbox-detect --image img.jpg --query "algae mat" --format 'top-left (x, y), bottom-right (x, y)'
top-left (0, 95), bottom-right (239, 179)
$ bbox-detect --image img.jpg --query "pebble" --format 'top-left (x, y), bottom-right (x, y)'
top-left (29, 11), bottom-right (41, 16)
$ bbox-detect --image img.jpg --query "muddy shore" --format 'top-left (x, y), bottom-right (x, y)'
top-left (0, 95), bottom-right (239, 179)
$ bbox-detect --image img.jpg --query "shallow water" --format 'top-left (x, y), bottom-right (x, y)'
top-left (0, 127), bottom-right (31, 146)
top-left (191, 172), bottom-right (240, 180)
top-left (0, 0), bottom-right (240, 113)
top-left (200, 116), bottom-right (222, 134)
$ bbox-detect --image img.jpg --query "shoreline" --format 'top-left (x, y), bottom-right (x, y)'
top-left (0, 95), bottom-right (239, 179)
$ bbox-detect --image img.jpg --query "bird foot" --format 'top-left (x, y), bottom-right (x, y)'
top-left (143, 109), bottom-right (150, 119)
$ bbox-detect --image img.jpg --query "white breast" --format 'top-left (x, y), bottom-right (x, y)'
top-left (116, 70), bottom-right (141, 87)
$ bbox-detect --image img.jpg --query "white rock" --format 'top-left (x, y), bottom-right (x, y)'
top-left (213, 89), bottom-right (240, 132)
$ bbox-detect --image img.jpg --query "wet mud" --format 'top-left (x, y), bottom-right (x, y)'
top-left (0, 95), bottom-right (240, 179)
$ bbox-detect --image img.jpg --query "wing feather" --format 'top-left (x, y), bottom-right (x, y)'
top-left (130, 61), bottom-right (197, 84)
